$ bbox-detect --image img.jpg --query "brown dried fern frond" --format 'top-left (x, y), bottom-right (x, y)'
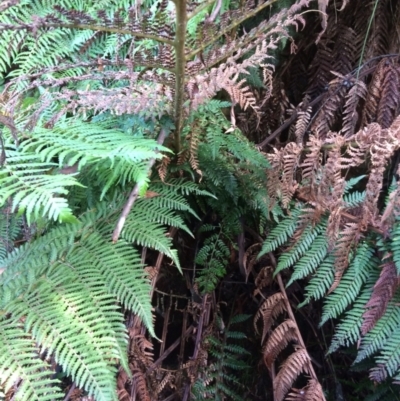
top-left (363, 0), bottom-right (391, 63)
top-left (377, 61), bottom-right (400, 129)
top-left (362, 261), bottom-right (398, 335)
top-left (300, 135), bottom-right (323, 198)
top-left (311, 74), bottom-right (349, 139)
top-left (361, 121), bottom-right (400, 229)
top-left (254, 292), bottom-right (287, 344)
top-left (131, 370), bottom-right (151, 401)
top-left (254, 265), bottom-right (274, 296)
top-left (274, 346), bottom-right (311, 401)
top-left (332, 26), bottom-right (357, 76)
top-left (321, 137), bottom-right (346, 248)
top-left (341, 79), bottom-right (367, 138)
top-left (188, 121), bottom-right (203, 179)
top-left (363, 59), bottom-right (389, 125)
top-left (266, 148), bottom-right (283, 211)
top-left (157, 155), bottom-right (171, 182)
top-left (294, 105), bottom-right (312, 144)
top-left (330, 221), bottom-right (362, 293)
top-left (263, 319), bottom-right (298, 370)
top-left (369, 364), bottom-right (388, 383)
top-left (282, 142), bottom-right (302, 209)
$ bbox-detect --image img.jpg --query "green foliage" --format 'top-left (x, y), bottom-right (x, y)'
top-left (392, 222), bottom-right (400, 275)
top-left (191, 315), bottom-right (251, 401)
top-left (0, 180), bottom-right (203, 399)
top-left (195, 228), bottom-right (230, 294)
top-left (187, 100), bottom-right (270, 233)
top-left (1, 118), bottom-right (167, 223)
top-left (320, 241), bottom-right (379, 326)
top-left (0, 211), bottom-right (152, 401)
top-left (256, 197), bottom-right (400, 400)
top-left (258, 205), bottom-right (303, 257)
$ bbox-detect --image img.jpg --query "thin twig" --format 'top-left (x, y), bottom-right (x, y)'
top-left (112, 128), bottom-right (168, 242)
top-left (173, 0), bottom-right (187, 152)
top-left (63, 383), bottom-right (76, 401)
top-left (257, 65), bottom-right (379, 149)
top-left (208, 0), bottom-right (222, 23)
top-left (147, 326), bottom-right (194, 374)
top-left (0, 0), bottom-right (19, 13)
top-left (0, 21), bottom-right (174, 45)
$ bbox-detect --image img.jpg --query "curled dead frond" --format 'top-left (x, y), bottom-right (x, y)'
top-left (274, 346), bottom-right (311, 401)
top-left (263, 319), bottom-right (298, 370)
top-left (254, 292), bottom-right (287, 344)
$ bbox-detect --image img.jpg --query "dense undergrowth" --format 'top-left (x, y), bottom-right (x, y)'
top-left (1, 0), bottom-right (400, 400)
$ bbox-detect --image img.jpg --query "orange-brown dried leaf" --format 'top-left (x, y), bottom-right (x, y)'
top-left (254, 292), bottom-right (287, 344)
top-left (263, 319), bottom-right (298, 370)
top-left (274, 346), bottom-right (311, 401)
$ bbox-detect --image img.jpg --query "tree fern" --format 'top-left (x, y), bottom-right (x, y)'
top-left (0, 177), bottom-right (207, 400)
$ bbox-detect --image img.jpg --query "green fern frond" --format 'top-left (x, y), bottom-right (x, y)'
top-left (196, 232), bottom-right (230, 294)
top-left (113, 211), bottom-right (180, 269)
top-left (0, 321), bottom-right (64, 401)
top-left (22, 119), bottom-right (165, 170)
top-left (191, 315), bottom-right (250, 401)
top-left (259, 206), bottom-right (303, 257)
top-left (0, 149), bottom-right (79, 224)
top-left (0, 206), bottom-right (22, 263)
top-left (328, 269), bottom-right (380, 353)
top-left (374, 332), bottom-right (400, 378)
top-left (392, 222), bottom-right (400, 275)
top-left (355, 292), bottom-right (400, 364)
top-left (320, 241), bottom-right (379, 326)
top-left (298, 254), bottom-right (335, 307)
top-left (286, 233), bottom-right (328, 285)
top-left (0, 209), bottom-right (156, 401)
top-left (275, 217), bottom-right (327, 274)
top-left (343, 190), bottom-right (366, 208)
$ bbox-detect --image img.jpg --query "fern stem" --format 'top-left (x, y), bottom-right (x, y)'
top-left (356, 0), bottom-right (379, 80)
top-left (187, 0), bottom-right (277, 60)
top-left (0, 22), bottom-right (175, 46)
top-left (187, 0), bottom-right (216, 20)
top-left (112, 128), bottom-right (168, 243)
top-left (173, 0), bottom-right (188, 153)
